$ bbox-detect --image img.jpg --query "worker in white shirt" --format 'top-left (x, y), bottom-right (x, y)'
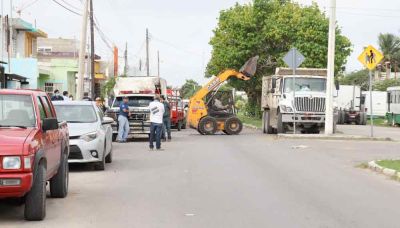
top-left (62, 91), bottom-right (70, 101)
top-left (148, 94), bottom-right (165, 150)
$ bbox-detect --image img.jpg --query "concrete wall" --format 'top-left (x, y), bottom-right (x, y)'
top-left (38, 58), bottom-right (78, 96)
top-left (9, 58), bottom-right (39, 89)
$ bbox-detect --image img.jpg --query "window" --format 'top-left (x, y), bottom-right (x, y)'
top-left (113, 96), bottom-right (153, 108)
top-left (36, 97), bottom-right (47, 120)
top-left (54, 105), bottom-right (98, 123)
top-left (43, 82), bottom-right (63, 97)
top-left (0, 95), bottom-right (36, 127)
top-left (41, 96), bottom-right (54, 117)
top-left (284, 78), bottom-right (327, 93)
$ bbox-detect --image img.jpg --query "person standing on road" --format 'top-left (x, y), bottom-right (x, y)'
top-left (148, 94), bottom-right (165, 150)
top-left (96, 97), bottom-right (106, 112)
top-left (62, 91), bottom-right (70, 101)
top-left (160, 95), bottom-right (171, 141)
top-left (117, 96), bottom-right (130, 143)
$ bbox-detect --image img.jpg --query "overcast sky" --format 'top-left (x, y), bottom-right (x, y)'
top-left (6, 0), bottom-right (400, 86)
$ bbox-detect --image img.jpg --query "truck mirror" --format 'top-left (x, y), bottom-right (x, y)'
top-left (239, 56), bottom-right (259, 77)
top-left (335, 80), bottom-right (340, 90)
top-left (42, 118), bottom-right (58, 131)
top-left (272, 78), bottom-right (277, 89)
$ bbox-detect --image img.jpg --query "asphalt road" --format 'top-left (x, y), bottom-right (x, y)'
top-left (1, 127), bottom-right (400, 228)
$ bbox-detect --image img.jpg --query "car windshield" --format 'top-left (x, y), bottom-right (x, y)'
top-left (113, 96), bottom-right (153, 108)
top-left (0, 94), bottom-right (36, 127)
top-left (54, 105), bottom-right (97, 123)
top-left (284, 77), bottom-right (326, 93)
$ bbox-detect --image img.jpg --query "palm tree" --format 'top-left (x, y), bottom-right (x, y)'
top-left (378, 33), bottom-right (400, 78)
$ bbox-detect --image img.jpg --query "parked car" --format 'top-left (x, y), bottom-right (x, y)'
top-left (0, 89), bottom-right (69, 221)
top-left (53, 101), bottom-right (113, 170)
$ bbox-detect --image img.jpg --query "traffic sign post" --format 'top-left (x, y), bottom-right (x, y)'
top-left (357, 45), bottom-right (384, 137)
top-left (283, 47), bottom-right (305, 134)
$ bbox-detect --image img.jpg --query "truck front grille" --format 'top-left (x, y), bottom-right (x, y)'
top-left (129, 113), bottom-right (149, 121)
top-left (294, 97), bottom-right (325, 113)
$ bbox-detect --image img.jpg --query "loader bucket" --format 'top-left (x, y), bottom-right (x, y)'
top-left (239, 56), bottom-right (259, 77)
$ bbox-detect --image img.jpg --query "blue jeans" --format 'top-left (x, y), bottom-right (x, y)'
top-left (117, 115), bottom-right (129, 141)
top-left (162, 118), bottom-right (171, 139)
top-left (149, 122), bottom-right (163, 149)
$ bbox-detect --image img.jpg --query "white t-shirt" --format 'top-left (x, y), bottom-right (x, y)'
top-left (62, 96), bottom-right (70, 101)
top-left (149, 100), bottom-right (165, 124)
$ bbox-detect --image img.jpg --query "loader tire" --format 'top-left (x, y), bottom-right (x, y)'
top-left (198, 116), bottom-right (217, 135)
top-left (224, 117), bottom-right (243, 135)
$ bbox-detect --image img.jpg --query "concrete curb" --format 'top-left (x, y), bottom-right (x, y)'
top-left (368, 160), bottom-right (399, 180)
top-left (277, 134), bottom-right (393, 142)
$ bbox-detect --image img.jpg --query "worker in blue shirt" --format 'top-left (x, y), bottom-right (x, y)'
top-left (117, 96), bottom-right (130, 143)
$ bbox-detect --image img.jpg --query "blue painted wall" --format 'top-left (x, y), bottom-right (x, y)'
top-left (8, 58), bottom-right (39, 89)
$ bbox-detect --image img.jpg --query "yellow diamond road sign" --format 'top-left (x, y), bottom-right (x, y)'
top-left (357, 45), bottom-right (384, 70)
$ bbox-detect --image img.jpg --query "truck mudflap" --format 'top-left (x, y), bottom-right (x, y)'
top-left (282, 113), bottom-right (325, 123)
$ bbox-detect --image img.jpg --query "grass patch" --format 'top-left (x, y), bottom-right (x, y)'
top-left (376, 160), bottom-right (400, 172)
top-left (367, 117), bottom-right (388, 127)
top-left (237, 113), bottom-right (262, 128)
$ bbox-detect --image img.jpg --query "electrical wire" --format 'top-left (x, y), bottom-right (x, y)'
top-left (60, 0), bottom-right (82, 12)
top-left (51, 0), bottom-right (81, 16)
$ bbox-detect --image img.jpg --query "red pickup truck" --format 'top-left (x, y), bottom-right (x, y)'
top-left (0, 89), bottom-right (69, 221)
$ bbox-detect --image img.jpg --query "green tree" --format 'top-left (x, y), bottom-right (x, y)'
top-left (339, 69), bottom-right (369, 90)
top-left (101, 77), bottom-right (116, 99)
top-left (180, 79), bottom-right (200, 99)
top-left (378, 33), bottom-right (400, 65)
top-left (207, 0), bottom-right (352, 117)
top-left (373, 79), bottom-right (400, 91)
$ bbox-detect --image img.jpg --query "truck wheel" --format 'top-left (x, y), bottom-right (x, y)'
top-left (105, 142), bottom-right (113, 163)
top-left (262, 110), bottom-right (273, 134)
top-left (198, 116), bottom-right (217, 135)
top-left (25, 164), bottom-right (46, 221)
top-left (277, 113), bottom-right (286, 134)
top-left (50, 152), bottom-right (69, 198)
top-left (224, 117), bottom-right (243, 135)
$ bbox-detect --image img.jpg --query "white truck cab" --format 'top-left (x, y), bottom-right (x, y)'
top-left (261, 68), bottom-right (337, 134)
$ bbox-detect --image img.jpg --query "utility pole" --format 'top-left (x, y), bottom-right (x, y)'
top-left (8, 0), bottom-right (12, 73)
top-left (324, 0), bottom-right (336, 135)
top-left (89, 0), bottom-right (95, 98)
top-left (146, 28), bottom-right (150, 76)
top-left (157, 50), bottom-right (160, 77)
top-left (124, 42), bottom-right (127, 75)
top-left (76, 0), bottom-right (89, 100)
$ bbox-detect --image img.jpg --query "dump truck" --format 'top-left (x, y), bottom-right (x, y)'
top-left (261, 68), bottom-right (337, 134)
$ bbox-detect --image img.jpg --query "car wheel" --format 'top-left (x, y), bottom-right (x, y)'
top-left (95, 143), bottom-right (106, 171)
top-left (24, 163), bottom-right (46, 221)
top-left (50, 152), bottom-right (69, 198)
top-left (105, 142), bottom-right (113, 163)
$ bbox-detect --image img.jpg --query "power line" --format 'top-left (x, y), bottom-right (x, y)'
top-left (337, 10), bottom-right (400, 18)
top-left (60, 0), bottom-right (81, 11)
top-left (51, 0), bottom-right (81, 16)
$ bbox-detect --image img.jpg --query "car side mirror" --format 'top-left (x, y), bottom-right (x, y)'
top-left (102, 117), bottom-right (114, 125)
top-left (272, 78), bottom-right (277, 89)
top-left (42, 118), bottom-right (58, 131)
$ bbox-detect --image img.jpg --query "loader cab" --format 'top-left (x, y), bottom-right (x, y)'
top-left (206, 90), bottom-right (236, 118)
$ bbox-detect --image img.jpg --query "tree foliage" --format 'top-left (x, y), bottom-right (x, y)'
top-left (373, 79), bottom-right (400, 91)
top-left (378, 33), bottom-right (400, 65)
top-left (207, 0), bottom-right (352, 117)
top-left (180, 79), bottom-right (200, 99)
top-left (339, 69), bottom-right (369, 90)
